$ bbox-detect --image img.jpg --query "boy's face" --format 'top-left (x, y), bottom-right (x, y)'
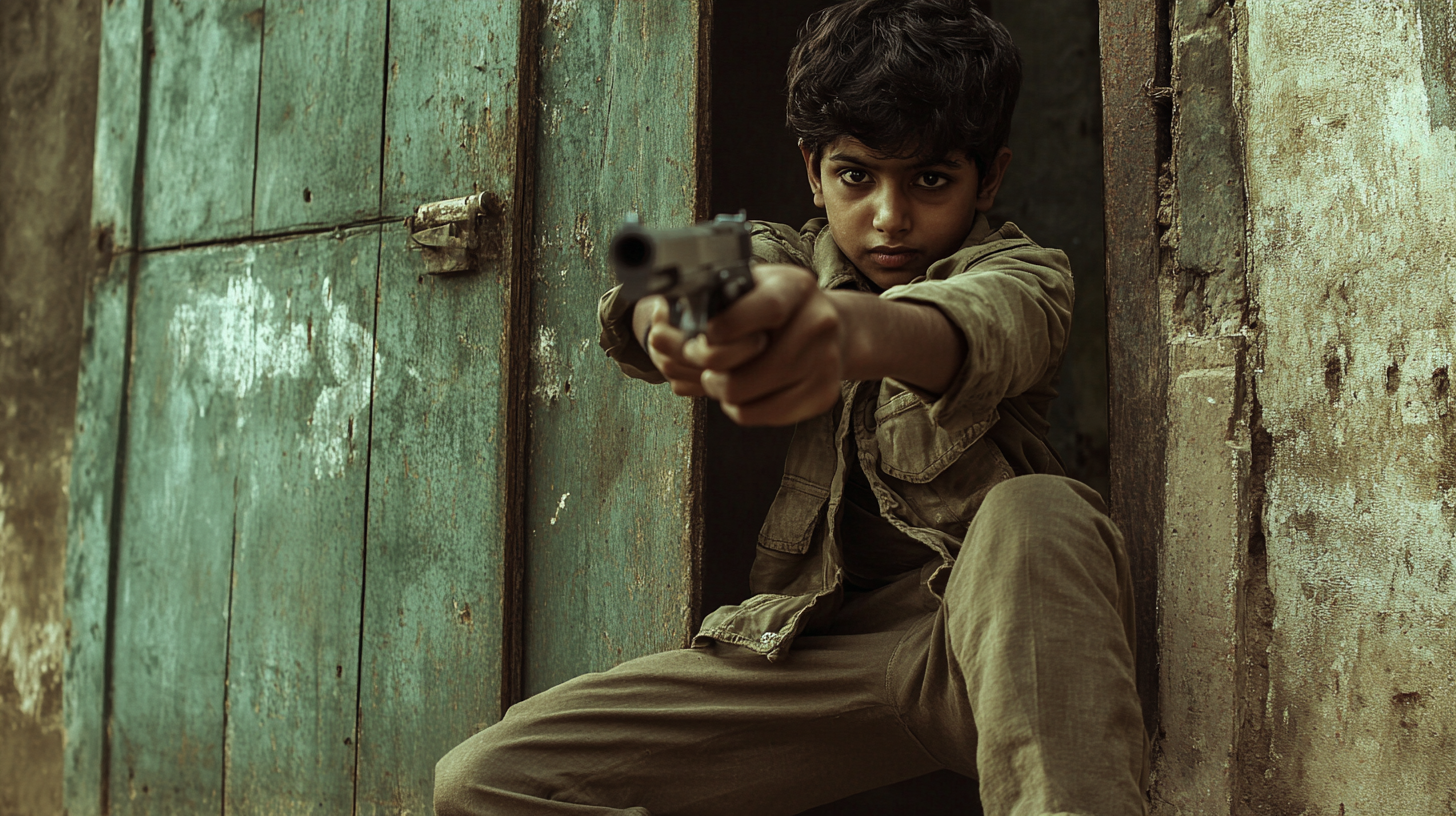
top-left (801, 137), bottom-right (1012, 290)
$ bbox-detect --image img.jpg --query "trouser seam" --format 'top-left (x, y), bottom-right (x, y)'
top-left (883, 616), bottom-right (949, 774)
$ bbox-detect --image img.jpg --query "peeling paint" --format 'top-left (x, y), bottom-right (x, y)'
top-left (1418, 0), bottom-right (1456, 132)
top-left (549, 492), bottom-right (571, 526)
top-left (166, 265), bottom-right (374, 479)
top-left (0, 465), bottom-right (66, 723)
top-left (531, 325), bottom-right (569, 403)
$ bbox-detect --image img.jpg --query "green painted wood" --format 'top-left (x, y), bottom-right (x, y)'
top-left (254, 0), bottom-right (388, 234)
top-left (141, 0), bottom-right (263, 247)
top-left (62, 258), bottom-right (132, 816)
top-left (222, 229), bottom-right (379, 813)
top-left (91, 0), bottom-right (145, 250)
top-left (109, 231), bottom-right (380, 814)
top-left (355, 4), bottom-right (526, 811)
top-left (523, 0), bottom-right (703, 695)
top-left (381, 0), bottom-right (524, 218)
top-left (356, 235), bottom-right (514, 813)
top-left (108, 245), bottom-right (248, 815)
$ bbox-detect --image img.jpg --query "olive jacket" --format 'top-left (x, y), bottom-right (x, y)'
top-left (596, 214), bottom-right (1074, 660)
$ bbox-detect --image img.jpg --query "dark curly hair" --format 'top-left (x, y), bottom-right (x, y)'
top-left (786, 0), bottom-right (1021, 175)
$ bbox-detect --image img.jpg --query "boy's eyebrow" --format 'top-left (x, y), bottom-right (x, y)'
top-left (825, 151), bottom-right (964, 170)
top-left (913, 156), bottom-right (964, 170)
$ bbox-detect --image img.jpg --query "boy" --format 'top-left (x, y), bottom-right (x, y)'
top-left (435, 1), bottom-right (1148, 814)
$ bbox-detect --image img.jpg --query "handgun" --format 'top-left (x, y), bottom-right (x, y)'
top-left (609, 212), bottom-right (755, 339)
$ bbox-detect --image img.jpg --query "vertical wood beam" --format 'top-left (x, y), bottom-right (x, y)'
top-left (1098, 0), bottom-right (1169, 736)
top-left (521, 0), bottom-right (705, 696)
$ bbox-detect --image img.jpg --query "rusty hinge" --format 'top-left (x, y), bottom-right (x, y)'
top-left (406, 192), bottom-right (505, 275)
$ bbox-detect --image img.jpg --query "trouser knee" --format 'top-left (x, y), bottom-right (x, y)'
top-left (946, 475), bottom-right (1133, 641)
top-left (955, 475), bottom-right (1122, 576)
top-left (433, 722), bottom-right (514, 816)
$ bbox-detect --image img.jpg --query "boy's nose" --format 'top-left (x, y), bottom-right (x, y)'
top-left (871, 186), bottom-right (911, 236)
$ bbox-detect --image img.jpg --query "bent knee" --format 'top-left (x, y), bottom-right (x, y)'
top-left (433, 737), bottom-right (479, 814)
top-left (959, 475), bottom-right (1124, 574)
top-left (980, 474), bottom-right (1102, 519)
top-left (433, 724), bottom-right (517, 815)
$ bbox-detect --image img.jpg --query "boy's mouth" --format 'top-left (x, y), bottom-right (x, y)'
top-left (868, 247), bottom-right (919, 269)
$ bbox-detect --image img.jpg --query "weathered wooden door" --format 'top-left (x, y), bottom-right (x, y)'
top-left (64, 2), bottom-right (706, 813)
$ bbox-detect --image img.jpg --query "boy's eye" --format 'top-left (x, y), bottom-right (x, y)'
top-left (917, 172), bottom-right (950, 189)
top-left (838, 168), bottom-right (870, 185)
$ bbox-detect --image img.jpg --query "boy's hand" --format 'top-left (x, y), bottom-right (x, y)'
top-left (632, 295), bottom-right (770, 399)
top-left (689, 264), bottom-right (846, 426)
top-left (633, 263), bottom-right (963, 427)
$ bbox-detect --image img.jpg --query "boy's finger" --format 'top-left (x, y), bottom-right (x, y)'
top-left (658, 358), bottom-right (707, 397)
top-left (701, 292), bottom-right (840, 406)
top-left (647, 321), bottom-right (687, 360)
top-left (681, 332), bottom-right (768, 370)
top-left (703, 264), bottom-right (816, 343)
top-left (719, 369), bottom-right (839, 427)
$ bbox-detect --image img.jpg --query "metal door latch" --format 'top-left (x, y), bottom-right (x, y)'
top-left (406, 192), bottom-right (504, 275)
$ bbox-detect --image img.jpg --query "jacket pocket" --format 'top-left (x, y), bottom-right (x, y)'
top-left (757, 475), bottom-right (829, 554)
top-left (875, 392), bottom-right (998, 483)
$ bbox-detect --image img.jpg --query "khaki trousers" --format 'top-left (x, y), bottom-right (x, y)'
top-left (434, 476), bottom-right (1148, 816)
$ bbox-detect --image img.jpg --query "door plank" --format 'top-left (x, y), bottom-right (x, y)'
top-left (354, 232), bottom-right (514, 814)
top-left (254, 0), bottom-right (388, 234)
top-left (356, 3), bottom-right (527, 810)
top-left (522, 0), bottom-right (704, 695)
top-left (141, 0), bottom-right (263, 247)
top-left (109, 245), bottom-right (252, 815)
top-left (380, 0), bottom-right (524, 219)
top-left (109, 231), bottom-right (380, 814)
top-left (91, 0), bottom-right (145, 250)
top-left (222, 229), bottom-right (380, 814)
top-left (62, 258), bottom-right (132, 816)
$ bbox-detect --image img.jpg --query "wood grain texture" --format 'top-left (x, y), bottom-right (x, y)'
top-left (522, 0), bottom-right (703, 696)
top-left (1098, 0), bottom-right (1168, 735)
top-left (355, 234), bottom-right (515, 814)
top-left (221, 229), bottom-right (379, 814)
top-left (109, 245), bottom-right (249, 815)
top-left (253, 0), bottom-right (388, 233)
top-left (140, 0), bottom-right (262, 247)
top-left (355, 7), bottom-right (528, 812)
top-left (381, 0), bottom-right (524, 219)
top-left (62, 258), bottom-right (132, 816)
top-left (90, 0), bottom-right (145, 250)
top-left (108, 231), bottom-right (380, 814)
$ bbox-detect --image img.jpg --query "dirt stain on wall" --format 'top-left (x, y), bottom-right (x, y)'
top-left (0, 2), bottom-right (101, 813)
top-left (1419, 0), bottom-right (1455, 131)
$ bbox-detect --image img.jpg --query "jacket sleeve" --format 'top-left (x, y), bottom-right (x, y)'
top-left (878, 237), bottom-right (1074, 436)
top-left (597, 284), bottom-right (666, 384)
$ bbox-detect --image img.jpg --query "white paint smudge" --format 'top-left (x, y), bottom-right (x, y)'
top-left (0, 462), bottom-right (64, 720)
top-left (166, 265), bottom-right (373, 480)
top-left (532, 325), bottom-right (565, 402)
top-left (0, 608), bottom-right (64, 718)
top-left (549, 492), bottom-right (571, 526)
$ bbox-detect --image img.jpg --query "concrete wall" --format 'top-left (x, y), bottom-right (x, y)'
top-left (1152, 1), bottom-right (1456, 812)
top-left (1241, 1), bottom-right (1456, 811)
top-left (0, 1), bottom-right (101, 813)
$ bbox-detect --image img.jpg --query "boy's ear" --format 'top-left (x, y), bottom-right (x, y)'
top-left (799, 141), bottom-right (825, 208)
top-left (975, 147), bottom-right (1014, 213)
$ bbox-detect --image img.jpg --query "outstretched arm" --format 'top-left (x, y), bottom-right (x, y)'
top-left (632, 263), bottom-right (966, 426)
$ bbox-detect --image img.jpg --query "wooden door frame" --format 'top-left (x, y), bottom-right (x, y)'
top-left (1098, 0), bottom-right (1170, 735)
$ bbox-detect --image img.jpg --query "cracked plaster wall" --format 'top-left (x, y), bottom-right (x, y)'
top-left (1152, 3), bottom-right (1456, 813)
top-left (1240, 2), bottom-right (1456, 812)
